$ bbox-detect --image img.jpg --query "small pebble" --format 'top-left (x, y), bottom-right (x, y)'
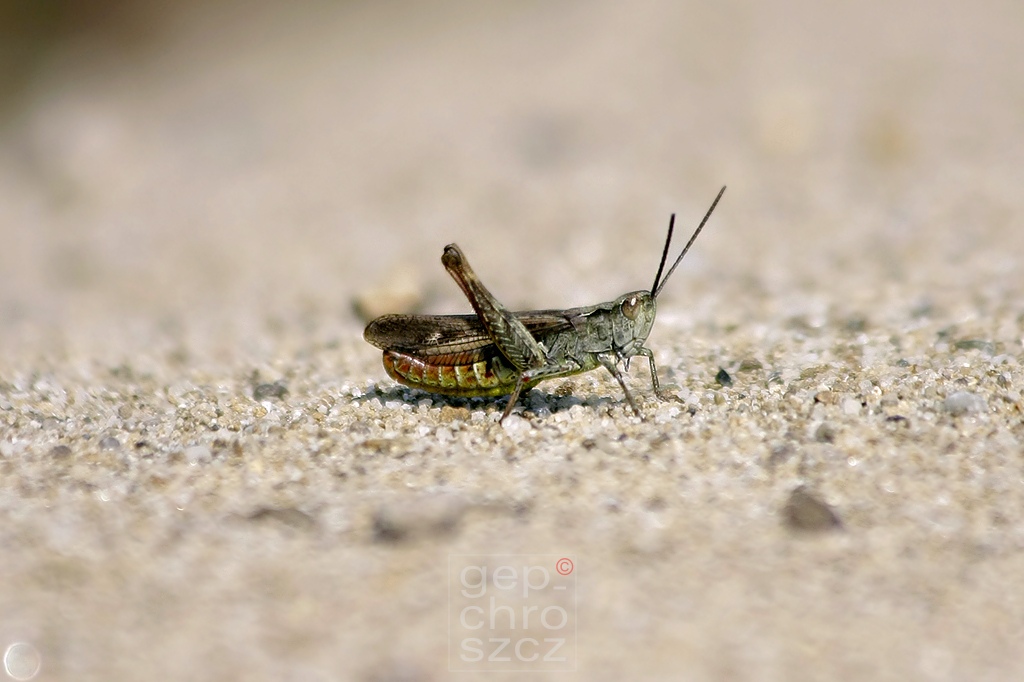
top-left (814, 422), bottom-right (836, 443)
top-left (372, 495), bottom-right (465, 543)
top-left (185, 444), bottom-right (212, 464)
top-left (246, 506), bottom-right (316, 531)
top-left (768, 443), bottom-right (795, 467)
top-left (814, 391), bottom-right (837, 405)
top-left (654, 405), bottom-right (681, 425)
top-left (715, 368), bottom-right (733, 387)
top-left (98, 436), bottom-right (121, 451)
top-left (49, 444), bottom-right (73, 460)
top-left (500, 414), bottom-right (530, 439)
top-left (253, 381), bottom-right (288, 401)
top-left (943, 391), bottom-right (985, 416)
top-left (783, 486), bottom-right (843, 533)
top-left (738, 358), bottom-right (763, 372)
top-left (953, 339), bottom-right (994, 354)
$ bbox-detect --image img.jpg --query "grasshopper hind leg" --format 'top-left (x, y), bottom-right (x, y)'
top-left (500, 379), bottom-right (529, 423)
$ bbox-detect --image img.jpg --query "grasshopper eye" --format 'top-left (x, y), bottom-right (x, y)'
top-left (621, 296), bottom-right (640, 320)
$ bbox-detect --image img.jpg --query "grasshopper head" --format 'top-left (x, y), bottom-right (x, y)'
top-left (613, 290), bottom-right (658, 348)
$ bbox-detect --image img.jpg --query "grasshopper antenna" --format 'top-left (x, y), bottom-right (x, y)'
top-left (652, 185), bottom-right (726, 298)
top-left (650, 213), bottom-right (676, 297)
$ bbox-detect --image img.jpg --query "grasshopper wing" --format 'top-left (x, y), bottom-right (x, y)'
top-left (364, 311), bottom-right (576, 361)
top-left (364, 314), bottom-right (491, 356)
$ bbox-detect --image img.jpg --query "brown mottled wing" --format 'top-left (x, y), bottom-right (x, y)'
top-left (364, 314), bottom-right (491, 356)
top-left (363, 310), bottom-right (579, 365)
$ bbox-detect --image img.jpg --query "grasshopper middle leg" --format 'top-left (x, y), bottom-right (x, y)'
top-left (597, 354), bottom-right (642, 416)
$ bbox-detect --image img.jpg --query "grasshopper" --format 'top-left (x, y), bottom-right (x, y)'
top-left (364, 186), bottom-right (725, 422)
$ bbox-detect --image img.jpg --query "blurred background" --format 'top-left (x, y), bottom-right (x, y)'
top-left (1, 0), bottom-right (1020, 358)
top-left (1, 2), bottom-right (1023, 679)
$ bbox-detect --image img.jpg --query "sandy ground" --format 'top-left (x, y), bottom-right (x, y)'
top-left (1, 1), bottom-right (1023, 680)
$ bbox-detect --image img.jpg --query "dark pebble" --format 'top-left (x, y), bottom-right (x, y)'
top-left (783, 486), bottom-right (843, 533)
top-left (253, 381), bottom-right (289, 401)
top-left (49, 444), bottom-right (73, 460)
top-left (814, 422), bottom-right (837, 443)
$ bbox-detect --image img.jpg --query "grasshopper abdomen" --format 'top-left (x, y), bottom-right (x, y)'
top-left (382, 349), bottom-right (529, 398)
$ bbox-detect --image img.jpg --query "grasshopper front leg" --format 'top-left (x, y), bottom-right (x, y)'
top-left (634, 346), bottom-right (688, 407)
top-left (442, 244), bottom-right (565, 422)
top-left (633, 346), bottom-right (662, 397)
